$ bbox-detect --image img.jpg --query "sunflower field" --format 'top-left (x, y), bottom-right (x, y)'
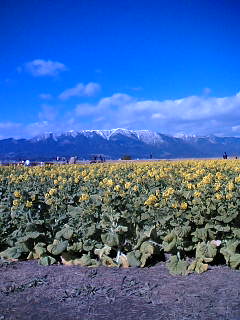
top-left (1, 159), bottom-right (240, 275)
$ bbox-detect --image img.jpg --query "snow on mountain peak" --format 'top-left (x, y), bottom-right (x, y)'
top-left (32, 132), bottom-right (58, 142)
top-left (136, 130), bottom-right (164, 144)
top-left (33, 128), bottom-right (165, 145)
top-left (64, 130), bottom-right (79, 138)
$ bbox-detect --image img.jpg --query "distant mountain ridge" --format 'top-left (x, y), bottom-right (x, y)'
top-left (0, 128), bottom-right (239, 161)
top-left (32, 129), bottom-right (165, 144)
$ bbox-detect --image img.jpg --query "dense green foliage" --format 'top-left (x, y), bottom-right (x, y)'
top-left (1, 160), bottom-right (240, 274)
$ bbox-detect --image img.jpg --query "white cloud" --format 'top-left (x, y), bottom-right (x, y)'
top-left (131, 87), bottom-right (143, 91)
top-left (75, 93), bottom-right (133, 118)
top-left (232, 125), bottom-right (240, 132)
top-left (203, 87), bottom-right (212, 95)
top-left (24, 121), bottom-right (54, 137)
top-left (59, 82), bottom-right (101, 100)
top-left (0, 122), bottom-right (21, 129)
top-left (38, 105), bottom-right (58, 121)
top-left (98, 93), bottom-right (133, 108)
top-left (84, 82), bottom-right (101, 96)
top-left (2, 92), bottom-right (240, 139)
top-left (23, 59), bottom-right (67, 77)
top-left (151, 113), bottom-right (165, 119)
top-left (39, 93), bottom-right (52, 100)
top-left (0, 122), bottom-right (23, 139)
top-left (75, 103), bottom-right (95, 116)
top-left (72, 91), bottom-right (240, 136)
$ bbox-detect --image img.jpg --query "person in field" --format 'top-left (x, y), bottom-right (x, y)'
top-left (223, 152), bottom-right (228, 159)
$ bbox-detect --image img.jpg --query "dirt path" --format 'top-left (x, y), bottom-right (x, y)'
top-left (1, 261), bottom-right (240, 320)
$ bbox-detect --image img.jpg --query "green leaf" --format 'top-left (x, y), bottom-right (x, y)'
top-left (175, 225), bottom-right (191, 238)
top-left (47, 240), bottom-right (68, 256)
top-left (55, 227), bottom-right (73, 240)
top-left (67, 206), bottom-right (82, 217)
top-left (33, 243), bottom-right (47, 258)
top-left (101, 232), bottom-right (119, 247)
top-left (214, 225), bottom-right (230, 232)
top-left (115, 225), bottom-right (128, 233)
top-left (94, 245), bottom-right (111, 259)
top-left (215, 211), bottom-right (238, 223)
top-left (229, 254), bottom-right (240, 269)
top-left (0, 247), bottom-right (23, 260)
top-left (78, 254), bottom-right (95, 266)
top-left (86, 225), bottom-right (96, 237)
top-left (166, 255), bottom-right (189, 276)
top-left (195, 242), bottom-right (217, 263)
top-left (101, 255), bottom-right (117, 267)
top-left (39, 256), bottom-right (56, 266)
top-left (67, 242), bottom-right (83, 253)
top-left (163, 231), bottom-right (175, 242)
top-left (232, 229), bottom-right (240, 239)
top-left (192, 228), bottom-right (208, 242)
top-left (25, 222), bottom-right (44, 232)
top-left (127, 251), bottom-right (141, 267)
top-left (188, 259), bottom-right (208, 274)
top-left (133, 225), bottom-right (157, 250)
top-left (162, 232), bottom-right (177, 252)
top-left (220, 240), bottom-right (240, 265)
top-left (18, 232), bottom-right (43, 243)
top-left (83, 239), bottom-right (94, 251)
top-left (140, 241), bottom-right (155, 267)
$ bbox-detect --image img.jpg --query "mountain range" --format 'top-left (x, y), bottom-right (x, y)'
top-left (0, 128), bottom-right (239, 161)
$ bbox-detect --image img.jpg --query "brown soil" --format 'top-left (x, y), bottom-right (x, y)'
top-left (1, 260), bottom-right (240, 320)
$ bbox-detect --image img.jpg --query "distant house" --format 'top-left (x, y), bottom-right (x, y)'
top-left (68, 156), bottom-right (77, 164)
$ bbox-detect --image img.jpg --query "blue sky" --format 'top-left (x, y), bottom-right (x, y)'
top-left (1, 0), bottom-right (240, 138)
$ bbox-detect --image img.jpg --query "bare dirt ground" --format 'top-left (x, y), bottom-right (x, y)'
top-left (1, 261), bottom-right (240, 320)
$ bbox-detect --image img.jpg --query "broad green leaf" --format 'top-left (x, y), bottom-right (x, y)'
top-left (47, 240), bottom-right (68, 256)
top-left (39, 256), bottom-right (56, 266)
top-left (166, 255), bottom-right (189, 276)
top-left (188, 259), bottom-right (208, 274)
top-left (33, 242), bottom-right (47, 258)
top-left (162, 232), bottom-right (177, 252)
top-left (127, 251), bottom-right (141, 267)
top-left (55, 227), bottom-right (73, 240)
top-left (101, 232), bottom-right (119, 247)
top-left (83, 239), bottom-right (94, 251)
top-left (220, 240), bottom-right (240, 265)
top-left (195, 242), bottom-right (217, 263)
top-left (229, 254), bottom-right (240, 269)
top-left (101, 255), bottom-right (117, 267)
top-left (140, 241), bottom-right (155, 267)
top-left (0, 247), bottom-right (23, 260)
top-left (67, 242), bottom-right (83, 252)
top-left (94, 245), bottom-right (111, 259)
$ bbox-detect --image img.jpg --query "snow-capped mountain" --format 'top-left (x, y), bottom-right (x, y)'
top-left (33, 129), bottom-right (164, 145)
top-left (1, 128), bottom-right (240, 161)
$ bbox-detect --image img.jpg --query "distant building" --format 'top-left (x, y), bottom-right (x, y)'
top-left (25, 160), bottom-right (30, 166)
top-left (69, 156), bottom-right (77, 164)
